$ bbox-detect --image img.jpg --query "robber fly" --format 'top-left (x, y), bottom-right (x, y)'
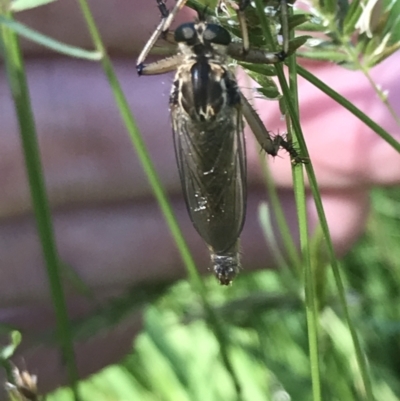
top-left (137, 0), bottom-right (302, 285)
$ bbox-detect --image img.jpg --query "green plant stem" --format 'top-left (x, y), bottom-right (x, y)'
top-left (0, 15), bottom-right (101, 60)
top-left (75, 1), bottom-right (243, 398)
top-left (284, 67), bottom-right (375, 401)
top-left (283, 46), bottom-right (377, 401)
top-left (288, 12), bottom-right (323, 401)
top-left (297, 65), bottom-right (400, 153)
top-left (363, 68), bottom-right (400, 126)
top-left (1, 15), bottom-right (80, 401)
top-left (254, 2), bottom-right (322, 400)
top-left (259, 159), bottom-right (301, 273)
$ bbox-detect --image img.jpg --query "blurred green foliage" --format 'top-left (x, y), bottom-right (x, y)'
top-left (44, 187), bottom-right (400, 401)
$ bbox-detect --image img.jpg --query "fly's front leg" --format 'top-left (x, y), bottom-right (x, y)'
top-left (278, 0), bottom-right (289, 54)
top-left (136, 0), bottom-right (170, 71)
top-left (138, 54), bottom-right (182, 76)
top-left (136, 0), bottom-right (188, 73)
top-left (217, 0), bottom-right (250, 53)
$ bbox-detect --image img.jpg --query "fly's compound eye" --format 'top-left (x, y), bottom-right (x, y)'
top-left (203, 24), bottom-right (231, 45)
top-left (174, 23), bottom-right (197, 44)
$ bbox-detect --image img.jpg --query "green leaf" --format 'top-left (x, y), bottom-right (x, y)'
top-left (257, 85), bottom-right (281, 100)
top-left (297, 48), bottom-right (349, 63)
top-left (363, 34), bottom-right (381, 57)
top-left (371, 10), bottom-right (392, 38)
top-left (337, 0), bottom-right (351, 29)
top-left (11, 0), bottom-right (57, 12)
top-left (366, 41), bottom-right (400, 67)
top-left (296, 20), bottom-right (325, 32)
top-left (288, 13), bottom-right (311, 30)
top-left (240, 62), bottom-right (276, 76)
top-left (0, 331), bottom-right (22, 360)
top-left (287, 35), bottom-right (312, 54)
top-left (343, 0), bottom-right (362, 35)
top-left (387, 0), bottom-right (400, 42)
top-left (320, 0), bottom-right (337, 16)
top-left (0, 16), bottom-right (101, 60)
top-left (279, 96), bottom-right (287, 116)
top-left (246, 70), bottom-right (281, 100)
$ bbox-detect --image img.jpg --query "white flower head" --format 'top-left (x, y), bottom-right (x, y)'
top-left (355, 0), bottom-right (384, 38)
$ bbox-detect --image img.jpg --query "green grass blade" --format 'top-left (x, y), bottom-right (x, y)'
top-left (281, 69), bottom-right (375, 400)
top-left (1, 15), bottom-right (80, 401)
top-left (0, 15), bottom-right (101, 59)
top-left (11, 0), bottom-right (57, 12)
top-left (253, 2), bottom-right (322, 399)
top-left (286, 57), bottom-right (377, 401)
top-left (258, 161), bottom-right (301, 272)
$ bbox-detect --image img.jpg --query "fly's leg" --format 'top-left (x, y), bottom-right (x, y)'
top-left (136, 0), bottom-right (188, 73)
top-left (136, 0), bottom-right (170, 70)
top-left (240, 92), bottom-right (280, 156)
top-left (156, 0), bottom-right (169, 18)
top-left (278, 0), bottom-right (290, 54)
top-left (139, 54), bottom-right (182, 76)
top-left (217, 0), bottom-right (250, 52)
top-left (241, 92), bottom-right (307, 164)
top-left (273, 134), bottom-right (309, 164)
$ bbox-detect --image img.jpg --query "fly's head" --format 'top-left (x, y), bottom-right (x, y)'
top-left (174, 20), bottom-right (231, 62)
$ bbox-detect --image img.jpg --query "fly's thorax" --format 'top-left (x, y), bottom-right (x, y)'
top-left (171, 19), bottom-right (240, 122)
top-left (177, 42), bottom-right (229, 63)
top-left (171, 60), bottom-right (240, 123)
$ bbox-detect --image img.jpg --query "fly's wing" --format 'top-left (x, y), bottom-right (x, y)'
top-left (172, 106), bottom-right (246, 254)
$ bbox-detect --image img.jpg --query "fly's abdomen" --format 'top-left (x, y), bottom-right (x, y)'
top-left (191, 118), bottom-right (245, 251)
top-left (211, 242), bottom-right (241, 285)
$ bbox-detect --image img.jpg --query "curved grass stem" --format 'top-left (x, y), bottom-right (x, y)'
top-left (1, 13), bottom-right (80, 401)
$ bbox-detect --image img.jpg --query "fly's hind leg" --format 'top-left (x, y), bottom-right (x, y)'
top-left (136, 0), bottom-right (188, 73)
top-left (273, 134), bottom-right (309, 165)
top-left (240, 92), bottom-right (281, 156)
top-left (241, 92), bottom-right (307, 164)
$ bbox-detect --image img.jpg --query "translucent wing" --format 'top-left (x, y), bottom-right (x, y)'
top-left (171, 105), bottom-right (246, 254)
